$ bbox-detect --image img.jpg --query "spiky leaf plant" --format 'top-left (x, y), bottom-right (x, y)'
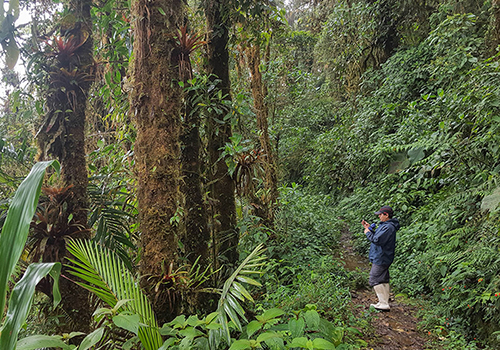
top-left (65, 239), bottom-right (163, 350)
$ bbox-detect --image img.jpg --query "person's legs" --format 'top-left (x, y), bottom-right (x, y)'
top-left (369, 264), bottom-right (390, 310)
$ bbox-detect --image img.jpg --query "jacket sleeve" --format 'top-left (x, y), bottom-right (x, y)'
top-left (366, 224), bottom-right (392, 246)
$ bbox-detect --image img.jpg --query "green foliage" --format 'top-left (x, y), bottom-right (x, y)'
top-left (0, 161), bottom-right (59, 315)
top-left (0, 161), bottom-right (63, 350)
top-left (65, 239), bottom-right (163, 350)
top-left (2, 263), bottom-right (62, 350)
top-left (157, 304), bottom-right (356, 350)
top-left (275, 2), bottom-right (500, 347)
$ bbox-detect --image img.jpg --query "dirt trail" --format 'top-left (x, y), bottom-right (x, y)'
top-left (339, 231), bottom-right (429, 350)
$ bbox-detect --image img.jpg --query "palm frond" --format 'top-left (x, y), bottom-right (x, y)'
top-left (66, 239), bottom-right (162, 350)
top-left (212, 243), bottom-right (267, 347)
top-left (88, 183), bottom-right (136, 271)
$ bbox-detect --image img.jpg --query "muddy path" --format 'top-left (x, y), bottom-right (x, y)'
top-left (339, 230), bottom-right (430, 350)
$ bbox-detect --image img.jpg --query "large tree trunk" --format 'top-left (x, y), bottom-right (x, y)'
top-left (205, 0), bottom-right (238, 269)
top-left (130, 0), bottom-right (183, 325)
top-left (247, 43), bottom-right (278, 227)
top-left (35, 0), bottom-right (94, 333)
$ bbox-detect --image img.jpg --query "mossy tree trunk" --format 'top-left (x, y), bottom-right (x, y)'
top-left (180, 75), bottom-right (213, 313)
top-left (130, 0), bottom-right (183, 324)
top-left (181, 87), bottom-right (210, 267)
top-left (205, 0), bottom-right (238, 269)
top-left (247, 43), bottom-right (278, 227)
top-left (35, 0), bottom-right (94, 333)
top-left (492, 0), bottom-right (500, 53)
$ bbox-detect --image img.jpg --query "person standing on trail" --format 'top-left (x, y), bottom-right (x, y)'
top-left (361, 205), bottom-right (400, 311)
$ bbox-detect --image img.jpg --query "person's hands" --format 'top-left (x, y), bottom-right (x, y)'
top-left (361, 219), bottom-right (369, 229)
top-left (361, 220), bottom-right (372, 234)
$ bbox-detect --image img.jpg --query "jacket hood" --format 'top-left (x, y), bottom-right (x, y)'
top-left (385, 218), bottom-right (400, 230)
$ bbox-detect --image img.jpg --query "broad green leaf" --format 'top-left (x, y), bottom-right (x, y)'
top-left (159, 325), bottom-right (177, 336)
top-left (178, 327), bottom-right (204, 339)
top-left (206, 323), bottom-right (222, 330)
top-left (205, 312), bottom-right (218, 324)
top-left (79, 328), bottom-right (105, 350)
top-left (168, 315), bottom-right (187, 328)
top-left (246, 320), bottom-right (262, 338)
top-left (440, 264), bottom-right (447, 277)
top-left (16, 335), bottom-right (70, 350)
top-left (260, 308), bottom-right (285, 322)
top-left (265, 336), bottom-right (285, 350)
top-left (304, 310), bottom-right (320, 330)
top-left (256, 331), bottom-right (281, 342)
top-left (288, 317), bottom-right (305, 338)
top-left (113, 313), bottom-right (140, 335)
top-left (312, 338), bottom-right (336, 349)
top-left (179, 336), bottom-right (192, 350)
top-left (158, 337), bottom-right (177, 350)
top-left (407, 146), bottom-right (425, 164)
top-left (1, 262), bottom-right (61, 350)
top-left (289, 337), bottom-right (308, 348)
top-left (0, 160), bottom-right (58, 316)
top-left (187, 315), bottom-right (205, 327)
top-left (228, 339), bottom-right (253, 350)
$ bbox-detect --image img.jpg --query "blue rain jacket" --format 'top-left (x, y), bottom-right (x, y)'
top-left (366, 218), bottom-right (400, 266)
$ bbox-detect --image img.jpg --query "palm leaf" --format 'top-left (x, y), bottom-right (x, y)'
top-left (212, 243), bottom-right (267, 346)
top-left (66, 239), bottom-right (163, 350)
top-left (88, 182), bottom-right (136, 270)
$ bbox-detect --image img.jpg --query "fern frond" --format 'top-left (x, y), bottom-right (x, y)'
top-left (66, 239), bottom-right (162, 350)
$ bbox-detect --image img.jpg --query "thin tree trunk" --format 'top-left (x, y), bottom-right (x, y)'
top-left (130, 0), bottom-right (183, 324)
top-left (205, 0), bottom-right (238, 269)
top-left (247, 44), bottom-right (278, 226)
top-left (180, 82), bottom-right (213, 313)
top-left (181, 86), bottom-right (210, 266)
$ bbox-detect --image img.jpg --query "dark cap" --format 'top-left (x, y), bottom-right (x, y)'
top-left (375, 205), bottom-right (393, 216)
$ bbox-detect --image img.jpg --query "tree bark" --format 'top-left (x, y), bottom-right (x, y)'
top-left (492, 0), bottom-right (500, 54)
top-left (130, 0), bottom-right (183, 324)
top-left (181, 85), bottom-right (210, 266)
top-left (247, 43), bottom-right (278, 226)
top-left (34, 0), bottom-right (94, 333)
top-left (205, 0), bottom-right (238, 268)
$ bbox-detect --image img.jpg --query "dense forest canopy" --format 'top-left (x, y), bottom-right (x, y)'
top-left (1, 0), bottom-right (500, 349)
